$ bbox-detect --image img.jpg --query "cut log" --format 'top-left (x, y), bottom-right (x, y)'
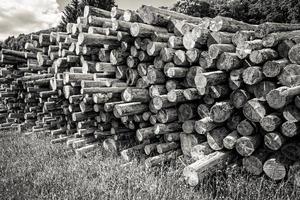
top-left (264, 132), bottom-right (286, 151)
top-left (157, 108), bottom-right (178, 123)
top-left (243, 98), bottom-right (267, 123)
top-left (210, 16), bottom-right (257, 32)
top-left (183, 151), bottom-right (234, 187)
top-left (242, 148), bottom-right (270, 176)
top-left (266, 86), bottom-right (300, 109)
top-left (260, 114), bottom-right (282, 132)
top-left (249, 48), bottom-right (278, 64)
top-left (288, 43), bottom-right (300, 64)
top-left (157, 142), bottom-right (180, 154)
top-left (180, 133), bottom-right (206, 156)
top-left (154, 122), bottom-right (182, 135)
top-left (207, 127), bottom-right (229, 150)
top-left (281, 121), bottom-right (300, 137)
top-left (194, 117), bottom-right (220, 135)
top-left (210, 101), bottom-right (234, 123)
top-left (236, 135), bottom-right (261, 157)
top-left (263, 153), bottom-right (291, 181)
top-left (121, 88), bottom-right (150, 103)
top-left (113, 102), bottom-right (148, 118)
top-left (190, 142), bottom-right (214, 161)
top-left (237, 119), bottom-right (256, 136)
top-left (223, 130), bottom-right (240, 150)
top-left (130, 22), bottom-right (168, 37)
top-left (278, 64), bottom-right (300, 87)
top-left (257, 22), bottom-right (300, 38)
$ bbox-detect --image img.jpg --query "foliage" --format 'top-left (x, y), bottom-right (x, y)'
top-left (171, 0), bottom-right (300, 24)
top-left (172, 0), bottom-right (212, 17)
top-left (0, 130), bottom-right (299, 199)
top-left (1, 28), bottom-right (56, 51)
top-left (58, 0), bottom-right (116, 31)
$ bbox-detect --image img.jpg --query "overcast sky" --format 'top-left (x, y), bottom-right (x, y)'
top-left (0, 0), bottom-right (176, 41)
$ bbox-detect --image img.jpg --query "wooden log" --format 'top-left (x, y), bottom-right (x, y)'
top-left (236, 39), bottom-right (264, 59)
top-left (289, 43), bottom-right (300, 64)
top-left (230, 89), bottom-right (250, 109)
top-left (120, 143), bottom-right (149, 162)
top-left (157, 108), bottom-right (178, 123)
top-left (199, 51), bottom-right (216, 69)
top-left (229, 68), bottom-right (244, 90)
top-left (121, 88), bottom-right (150, 103)
top-left (210, 101), bottom-right (234, 123)
top-left (180, 133), bottom-right (206, 156)
top-left (186, 48), bottom-right (200, 64)
top-left (236, 135), bottom-right (261, 157)
top-left (156, 142), bottom-right (180, 154)
top-left (130, 22), bottom-right (168, 37)
top-left (243, 98), bottom-right (267, 123)
top-left (210, 16), bottom-right (257, 32)
top-left (147, 41), bottom-right (167, 56)
top-left (242, 66), bottom-right (264, 85)
top-left (223, 130), bottom-right (240, 150)
top-left (260, 114), bottom-right (282, 132)
top-left (113, 102), bottom-right (148, 118)
top-left (232, 30), bottom-right (256, 46)
top-left (278, 64), bottom-right (300, 87)
top-left (154, 122), bottom-right (182, 135)
top-left (83, 6), bottom-right (111, 18)
top-left (262, 30), bottom-right (300, 47)
top-left (283, 105), bottom-right (300, 122)
top-left (209, 31), bottom-right (233, 45)
top-left (264, 132), bottom-right (286, 151)
top-left (237, 119), bottom-right (256, 136)
top-left (266, 86), bottom-right (300, 109)
top-left (249, 48), bottom-right (278, 64)
top-left (209, 44), bottom-right (235, 60)
top-left (183, 29), bottom-right (209, 50)
top-left (111, 6), bottom-right (124, 19)
top-left (242, 148), bottom-right (270, 176)
top-left (207, 127), bottom-right (229, 150)
top-left (194, 117), bottom-right (219, 135)
top-left (178, 103), bottom-right (197, 122)
top-left (257, 22), bottom-right (300, 38)
top-left (183, 88), bottom-right (202, 101)
top-left (281, 121), bottom-right (300, 137)
top-left (190, 142), bottom-right (214, 161)
top-left (253, 81), bottom-right (276, 100)
top-left (263, 153), bottom-right (291, 181)
top-left (137, 5), bottom-right (203, 26)
top-left (110, 49), bottom-right (130, 65)
top-left (78, 33), bottom-right (120, 46)
top-left (183, 151), bottom-right (234, 186)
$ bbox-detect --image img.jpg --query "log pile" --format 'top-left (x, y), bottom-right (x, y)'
top-left (1, 5), bottom-right (300, 186)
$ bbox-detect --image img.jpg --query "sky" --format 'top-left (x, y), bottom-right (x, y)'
top-left (0, 0), bottom-right (177, 41)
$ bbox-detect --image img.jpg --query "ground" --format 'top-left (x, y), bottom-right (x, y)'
top-left (0, 130), bottom-right (299, 200)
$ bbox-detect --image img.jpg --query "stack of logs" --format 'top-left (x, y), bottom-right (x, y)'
top-left (1, 5), bottom-right (300, 187)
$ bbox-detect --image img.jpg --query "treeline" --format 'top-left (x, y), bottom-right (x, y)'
top-left (172, 0), bottom-right (300, 24)
top-left (1, 0), bottom-right (300, 51)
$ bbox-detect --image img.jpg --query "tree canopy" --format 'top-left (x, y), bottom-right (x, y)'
top-left (171, 0), bottom-right (300, 24)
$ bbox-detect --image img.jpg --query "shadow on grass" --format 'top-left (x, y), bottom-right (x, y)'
top-left (0, 130), bottom-right (299, 200)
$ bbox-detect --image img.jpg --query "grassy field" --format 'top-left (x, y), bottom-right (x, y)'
top-left (0, 130), bottom-right (299, 200)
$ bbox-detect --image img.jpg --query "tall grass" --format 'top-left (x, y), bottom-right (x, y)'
top-left (0, 130), bottom-right (299, 200)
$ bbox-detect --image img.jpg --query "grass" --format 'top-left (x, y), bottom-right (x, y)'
top-left (0, 130), bottom-right (299, 200)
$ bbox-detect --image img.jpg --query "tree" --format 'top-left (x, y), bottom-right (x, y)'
top-left (171, 0), bottom-right (212, 17)
top-left (58, 0), bottom-right (116, 31)
top-left (58, 0), bottom-right (81, 31)
top-left (171, 0), bottom-right (300, 24)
